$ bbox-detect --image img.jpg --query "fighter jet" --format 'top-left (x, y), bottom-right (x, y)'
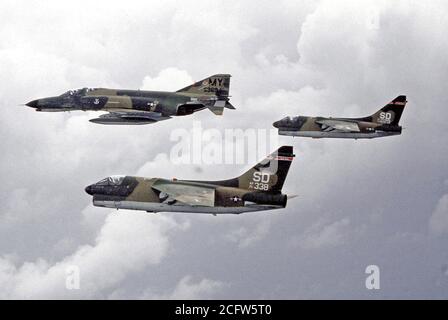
top-left (25, 74), bottom-right (234, 125)
top-left (273, 95), bottom-right (407, 139)
top-left (85, 146), bottom-right (295, 214)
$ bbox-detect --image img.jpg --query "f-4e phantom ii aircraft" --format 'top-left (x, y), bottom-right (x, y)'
top-left (85, 146), bottom-right (295, 214)
top-left (273, 95), bottom-right (407, 139)
top-left (25, 74), bottom-right (234, 125)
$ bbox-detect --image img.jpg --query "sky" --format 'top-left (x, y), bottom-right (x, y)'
top-left (0, 0), bottom-right (447, 299)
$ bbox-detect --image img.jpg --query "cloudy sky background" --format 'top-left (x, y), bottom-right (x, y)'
top-left (1, 0), bottom-right (447, 299)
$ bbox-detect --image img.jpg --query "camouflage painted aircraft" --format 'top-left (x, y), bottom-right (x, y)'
top-left (273, 95), bottom-right (407, 139)
top-left (25, 74), bottom-right (234, 125)
top-left (85, 146), bottom-right (295, 214)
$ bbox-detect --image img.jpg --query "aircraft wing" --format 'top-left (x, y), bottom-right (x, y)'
top-left (152, 180), bottom-right (216, 207)
top-left (315, 119), bottom-right (360, 132)
top-left (89, 111), bottom-right (172, 125)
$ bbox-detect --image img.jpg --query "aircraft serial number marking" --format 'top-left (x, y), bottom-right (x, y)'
top-left (253, 182), bottom-right (269, 191)
top-left (378, 111), bottom-right (393, 124)
top-left (250, 172), bottom-right (270, 190)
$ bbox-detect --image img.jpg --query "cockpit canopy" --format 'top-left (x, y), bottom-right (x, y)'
top-left (273, 116), bottom-right (307, 129)
top-left (281, 116), bottom-right (299, 123)
top-left (96, 175), bottom-right (125, 186)
top-left (281, 116), bottom-right (305, 125)
top-left (60, 88), bottom-right (95, 97)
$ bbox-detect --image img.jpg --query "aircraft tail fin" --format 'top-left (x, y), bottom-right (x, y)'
top-left (367, 95), bottom-right (407, 125)
top-left (237, 146), bottom-right (295, 193)
top-left (177, 74), bottom-right (231, 97)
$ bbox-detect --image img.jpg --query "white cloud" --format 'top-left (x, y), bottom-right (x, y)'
top-left (0, 213), bottom-right (186, 299)
top-left (429, 194), bottom-right (448, 236)
top-left (141, 68), bottom-right (193, 91)
top-left (0, 188), bottom-right (65, 229)
top-left (167, 276), bottom-right (225, 299)
top-left (225, 219), bottom-right (272, 248)
top-left (0, 0), bottom-right (447, 299)
top-left (142, 275), bottom-right (225, 300)
top-left (295, 218), bottom-right (351, 250)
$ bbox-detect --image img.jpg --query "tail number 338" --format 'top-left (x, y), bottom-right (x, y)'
top-left (252, 172), bottom-right (270, 190)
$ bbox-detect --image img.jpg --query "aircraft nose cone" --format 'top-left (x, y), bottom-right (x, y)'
top-left (85, 185), bottom-right (93, 195)
top-left (25, 100), bottom-right (39, 108)
top-left (273, 120), bottom-right (280, 128)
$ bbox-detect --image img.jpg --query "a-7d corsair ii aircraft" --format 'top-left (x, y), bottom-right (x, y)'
top-left (25, 74), bottom-right (234, 125)
top-left (85, 146), bottom-right (296, 214)
top-left (273, 95), bottom-right (407, 139)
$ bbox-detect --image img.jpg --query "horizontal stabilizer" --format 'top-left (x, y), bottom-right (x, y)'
top-left (209, 106), bottom-right (224, 115)
top-left (214, 100), bottom-right (226, 108)
top-left (225, 102), bottom-right (236, 109)
top-left (208, 101), bottom-right (236, 115)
